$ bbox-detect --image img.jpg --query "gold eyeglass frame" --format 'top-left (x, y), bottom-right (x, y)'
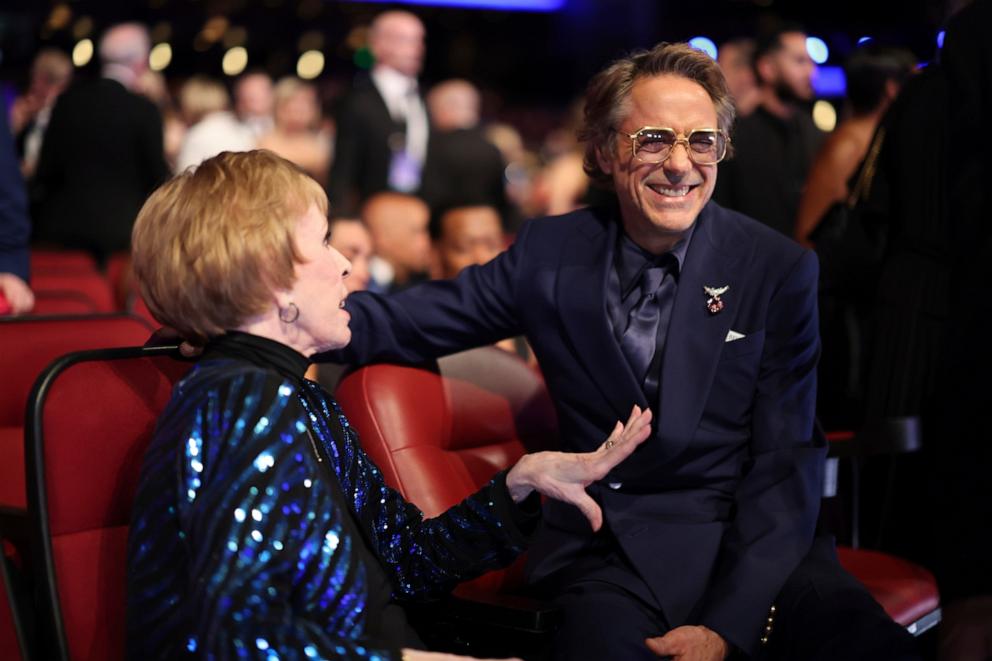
top-left (617, 127), bottom-right (731, 165)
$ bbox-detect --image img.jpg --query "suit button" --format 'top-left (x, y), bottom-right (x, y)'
top-left (608, 482), bottom-right (622, 490)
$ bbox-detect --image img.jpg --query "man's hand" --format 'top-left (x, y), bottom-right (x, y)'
top-left (0, 273), bottom-right (35, 315)
top-left (645, 626), bottom-right (729, 661)
top-left (505, 405), bottom-right (652, 531)
top-left (402, 650), bottom-right (521, 661)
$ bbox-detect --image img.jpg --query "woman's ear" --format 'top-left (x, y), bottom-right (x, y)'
top-left (273, 287), bottom-right (294, 312)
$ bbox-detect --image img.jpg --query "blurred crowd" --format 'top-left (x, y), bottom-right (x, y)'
top-left (1, 5), bottom-right (990, 658)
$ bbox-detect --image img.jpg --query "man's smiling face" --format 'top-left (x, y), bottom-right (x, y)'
top-left (598, 74), bottom-right (719, 254)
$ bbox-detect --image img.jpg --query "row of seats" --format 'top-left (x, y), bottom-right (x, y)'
top-left (9, 250), bottom-right (156, 325)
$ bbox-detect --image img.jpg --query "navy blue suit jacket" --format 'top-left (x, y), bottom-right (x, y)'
top-left (327, 201), bottom-right (826, 652)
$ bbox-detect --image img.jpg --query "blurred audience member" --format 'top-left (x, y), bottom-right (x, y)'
top-left (531, 100), bottom-right (590, 217)
top-left (329, 217), bottom-right (373, 293)
top-left (420, 79), bottom-right (508, 219)
top-left (176, 76), bottom-right (255, 173)
top-left (799, 45), bottom-right (915, 430)
top-left (430, 204), bottom-right (503, 280)
top-left (328, 10), bottom-right (429, 215)
top-left (234, 71), bottom-right (275, 138)
top-left (714, 22), bottom-right (823, 236)
top-left (9, 48), bottom-right (72, 179)
top-left (136, 70), bottom-right (187, 172)
top-left (429, 204), bottom-right (533, 363)
top-left (258, 77), bottom-right (330, 182)
top-left (795, 46), bottom-right (915, 249)
top-left (361, 192), bottom-right (430, 294)
top-left (932, 4), bottom-right (992, 653)
top-left (485, 122), bottom-right (540, 227)
top-left (841, 4), bottom-right (991, 656)
top-left (32, 22), bottom-right (169, 263)
top-left (717, 38), bottom-right (759, 117)
top-left (0, 99), bottom-right (34, 314)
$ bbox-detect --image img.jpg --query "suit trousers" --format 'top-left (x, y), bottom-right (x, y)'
top-left (540, 535), bottom-right (921, 660)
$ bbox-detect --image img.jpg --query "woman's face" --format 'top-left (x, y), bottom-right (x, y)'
top-left (284, 204), bottom-right (353, 353)
top-left (275, 88), bottom-right (318, 133)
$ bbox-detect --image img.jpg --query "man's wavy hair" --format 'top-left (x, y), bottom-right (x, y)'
top-left (579, 42), bottom-right (736, 186)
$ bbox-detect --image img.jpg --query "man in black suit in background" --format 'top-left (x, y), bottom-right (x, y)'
top-left (419, 79), bottom-right (508, 222)
top-left (32, 22), bottom-right (169, 264)
top-left (327, 11), bottom-right (430, 216)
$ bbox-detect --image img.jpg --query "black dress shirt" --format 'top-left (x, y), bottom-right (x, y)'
top-left (606, 223), bottom-right (694, 401)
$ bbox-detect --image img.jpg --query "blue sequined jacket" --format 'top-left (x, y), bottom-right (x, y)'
top-left (127, 334), bottom-right (537, 660)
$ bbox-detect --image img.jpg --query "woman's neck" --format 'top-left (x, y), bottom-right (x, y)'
top-left (236, 309), bottom-right (319, 358)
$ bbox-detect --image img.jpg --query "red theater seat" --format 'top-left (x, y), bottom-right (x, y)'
top-left (826, 420), bottom-right (942, 636)
top-left (0, 314), bottom-right (154, 428)
top-left (29, 251), bottom-right (98, 276)
top-left (29, 273), bottom-right (116, 314)
top-left (836, 547), bottom-right (941, 634)
top-left (30, 291), bottom-right (105, 316)
top-left (25, 346), bottom-right (190, 661)
top-left (336, 346), bottom-right (557, 595)
top-left (0, 312), bottom-right (159, 582)
top-left (335, 347), bottom-right (559, 657)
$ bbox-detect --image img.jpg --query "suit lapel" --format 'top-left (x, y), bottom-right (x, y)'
top-left (556, 209), bottom-right (649, 421)
top-left (656, 203), bottom-right (754, 461)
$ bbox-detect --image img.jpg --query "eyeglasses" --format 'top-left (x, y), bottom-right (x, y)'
top-left (617, 127), bottom-right (730, 165)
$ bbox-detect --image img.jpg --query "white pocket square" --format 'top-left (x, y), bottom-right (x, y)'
top-left (725, 330), bottom-right (746, 342)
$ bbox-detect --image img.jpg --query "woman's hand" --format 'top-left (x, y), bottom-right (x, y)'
top-left (505, 405), bottom-right (653, 531)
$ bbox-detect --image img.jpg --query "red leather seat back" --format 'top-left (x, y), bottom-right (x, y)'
top-left (335, 346), bottom-right (557, 593)
top-left (26, 347), bottom-right (190, 661)
top-left (0, 315), bottom-right (154, 428)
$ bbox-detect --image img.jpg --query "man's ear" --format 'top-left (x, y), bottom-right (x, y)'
top-left (429, 244), bottom-right (444, 280)
top-left (883, 78), bottom-right (900, 103)
top-left (755, 55), bottom-right (776, 87)
top-left (595, 144), bottom-right (615, 176)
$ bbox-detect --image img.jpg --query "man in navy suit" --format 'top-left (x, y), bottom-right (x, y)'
top-left (324, 43), bottom-right (916, 660)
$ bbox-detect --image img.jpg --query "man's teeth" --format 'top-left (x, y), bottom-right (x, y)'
top-left (650, 184), bottom-right (691, 197)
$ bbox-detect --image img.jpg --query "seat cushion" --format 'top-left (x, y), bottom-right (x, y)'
top-left (838, 546), bottom-right (940, 626)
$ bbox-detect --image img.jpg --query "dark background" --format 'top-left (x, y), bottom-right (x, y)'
top-left (0, 0), bottom-right (954, 132)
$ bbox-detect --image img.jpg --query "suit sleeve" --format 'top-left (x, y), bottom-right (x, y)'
top-left (695, 249), bottom-right (827, 654)
top-left (317, 218), bottom-right (533, 366)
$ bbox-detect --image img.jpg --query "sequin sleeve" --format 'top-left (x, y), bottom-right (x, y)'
top-left (306, 385), bottom-right (539, 600)
top-left (128, 368), bottom-right (400, 661)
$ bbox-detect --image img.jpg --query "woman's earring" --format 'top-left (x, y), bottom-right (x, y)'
top-left (279, 302), bottom-right (300, 323)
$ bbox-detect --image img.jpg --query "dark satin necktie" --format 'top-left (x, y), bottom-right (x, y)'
top-left (620, 257), bottom-right (677, 389)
